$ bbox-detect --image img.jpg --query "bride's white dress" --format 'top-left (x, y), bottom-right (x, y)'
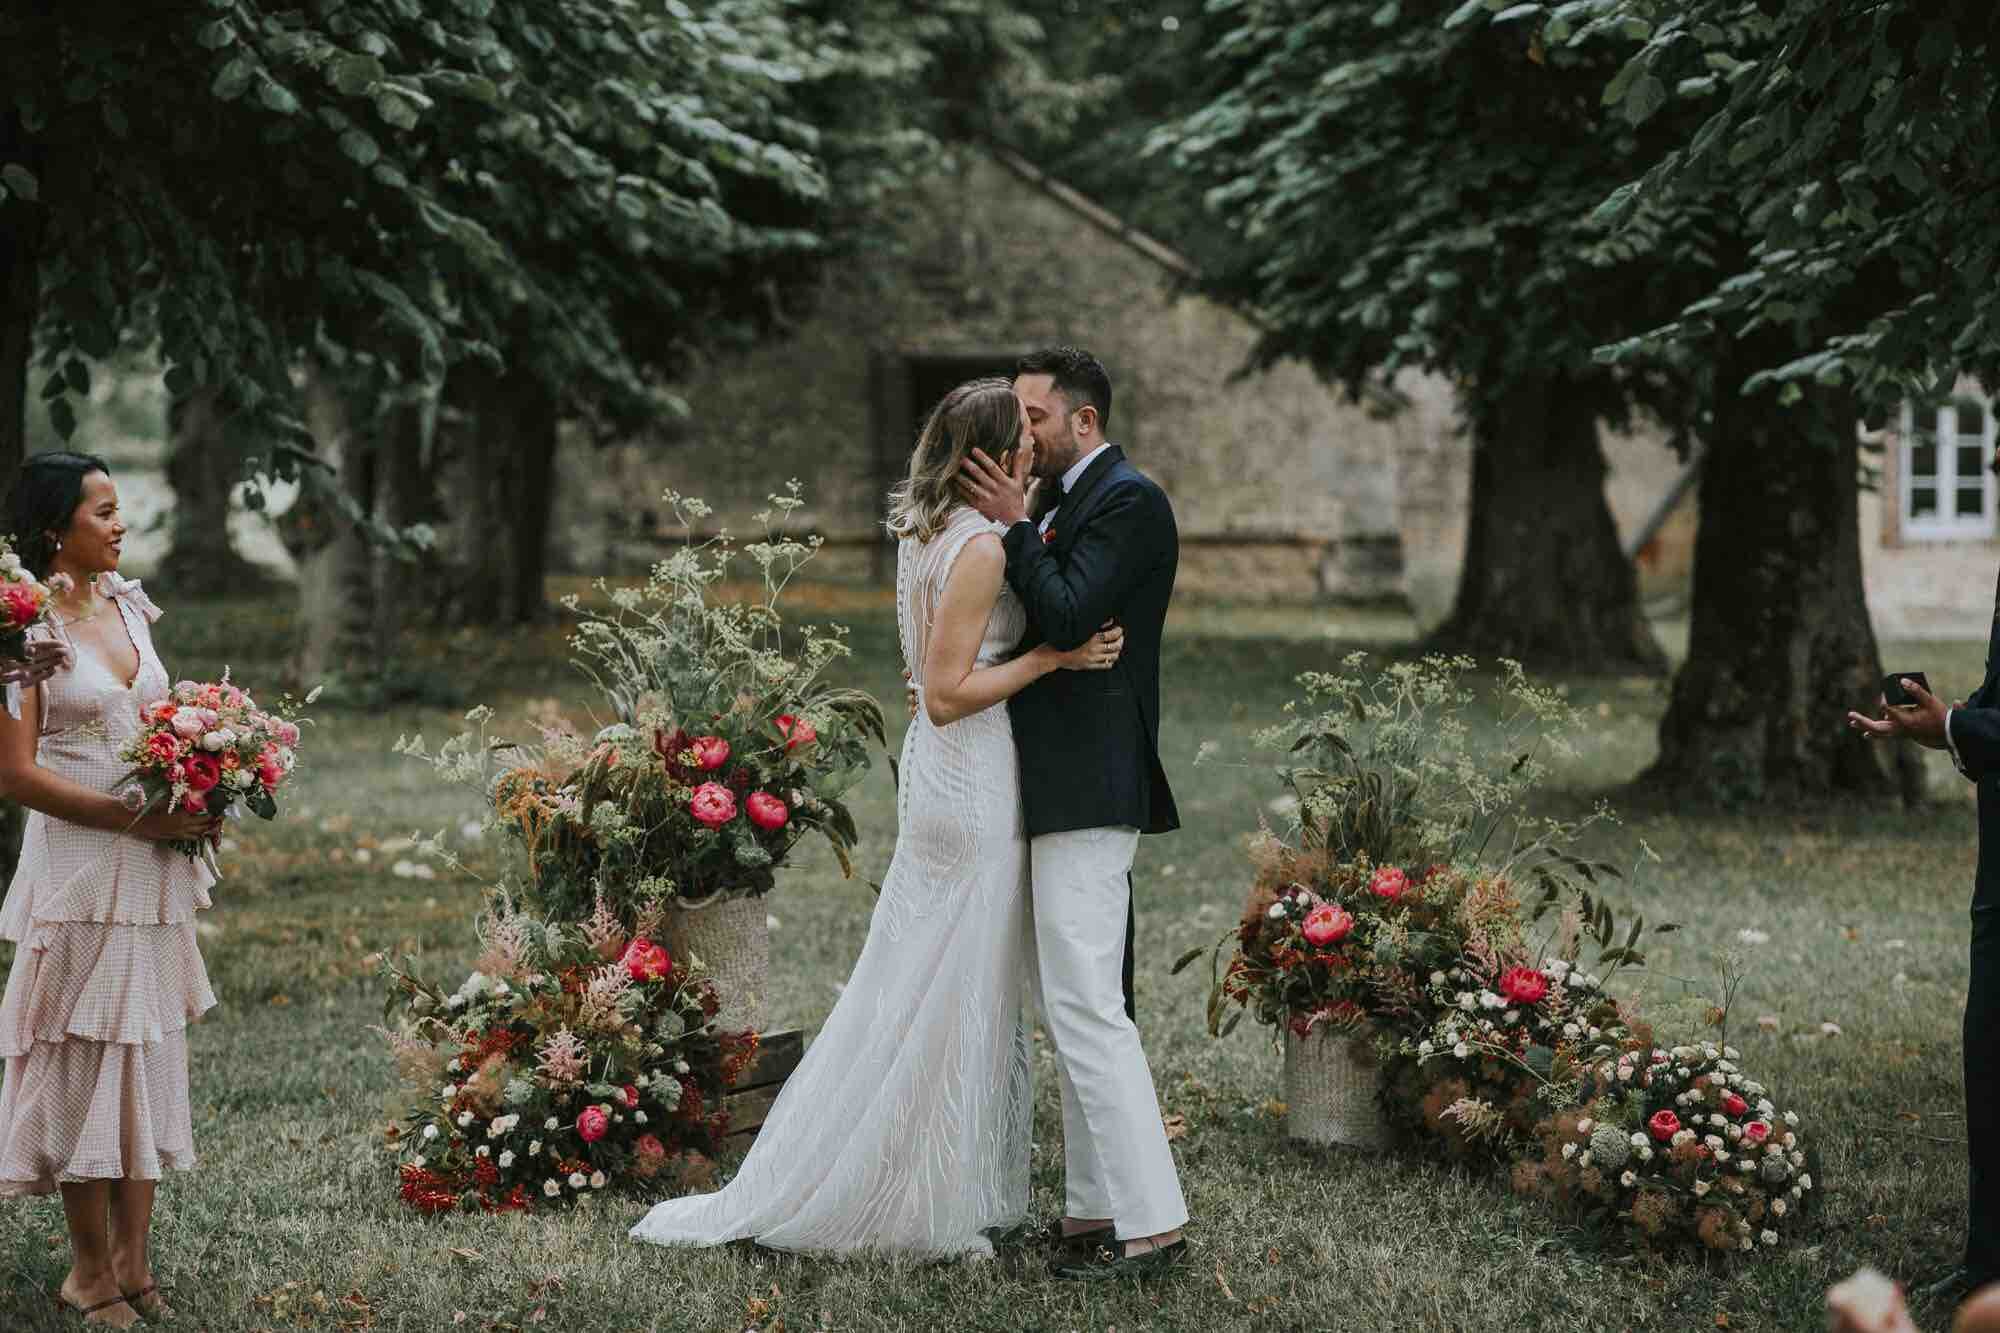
top-left (630, 508), bottom-right (1035, 1256)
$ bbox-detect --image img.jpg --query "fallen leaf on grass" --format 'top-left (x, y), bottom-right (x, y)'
top-left (268, 994), bottom-right (291, 1006)
top-left (1259, 1098), bottom-right (1287, 1119)
top-left (1756, 1015), bottom-right (1780, 1033)
top-left (1162, 1113), bottom-right (1188, 1142)
top-left (1265, 1245), bottom-right (1281, 1265)
top-left (448, 1247), bottom-right (483, 1262)
top-left (1214, 1260), bottom-right (1237, 1302)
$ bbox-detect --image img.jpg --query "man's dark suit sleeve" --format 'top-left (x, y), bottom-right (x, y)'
top-left (1000, 483), bottom-right (1170, 651)
top-left (1957, 684), bottom-right (2000, 780)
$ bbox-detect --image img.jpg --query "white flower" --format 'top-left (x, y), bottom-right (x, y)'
top-left (1581, 973), bottom-right (1601, 989)
top-left (1693, 1180), bottom-right (1710, 1197)
top-left (1740, 1237), bottom-right (1754, 1252)
top-left (1562, 1023), bottom-right (1580, 1039)
top-left (1266, 903), bottom-right (1285, 919)
top-left (475, 1146), bottom-right (490, 1158)
top-left (1710, 1114), bottom-right (1726, 1128)
top-left (1637, 1146), bottom-right (1654, 1162)
top-left (1725, 1125), bottom-right (1742, 1143)
top-left (1587, 1026), bottom-right (1601, 1039)
top-left (1543, 958), bottom-right (1571, 977)
top-left (1760, 1229), bottom-right (1778, 1246)
top-left (1783, 1110), bottom-right (1799, 1126)
top-left (1757, 1099), bottom-right (1776, 1117)
top-left (1672, 1130), bottom-right (1695, 1147)
top-left (1561, 1143), bottom-right (1578, 1160)
top-left (635, 1111), bottom-right (648, 1125)
top-left (545, 1117), bottom-right (559, 1131)
top-left (1479, 991), bottom-right (1504, 1010)
top-left (568, 1172), bottom-right (587, 1189)
top-left (1630, 1132), bottom-right (1647, 1149)
top-left (1617, 1065), bottom-right (1634, 1082)
top-left (589, 1170), bottom-right (607, 1189)
top-left (543, 1179), bottom-right (561, 1198)
top-left (1737, 929), bottom-right (1769, 946)
top-left (1578, 1152), bottom-right (1593, 1168)
top-left (411, 1154), bottom-right (427, 1169)
top-left (613, 1113), bottom-right (624, 1124)
top-left (1620, 1170), bottom-right (1636, 1188)
top-left (1800, 1173), bottom-right (1813, 1191)
top-left (529, 1140), bottom-right (542, 1156)
top-left (456, 1112), bottom-right (472, 1128)
top-left (0, 553), bottom-right (19, 573)
top-left (1429, 971), bottom-right (1446, 987)
top-left (498, 1151), bottom-right (515, 1169)
top-left (1458, 992), bottom-right (1477, 1011)
top-left (1820, 1022), bottom-right (1842, 1037)
top-left (200, 730), bottom-right (227, 752)
top-left (421, 1124), bottom-right (439, 1141)
top-left (441, 1083), bottom-right (458, 1099)
top-left (1771, 1198), bottom-right (1786, 1217)
top-left (1739, 1160), bottom-right (1754, 1174)
top-left (1503, 1009), bottom-right (1519, 1025)
top-left (1781, 1132), bottom-right (1796, 1149)
top-left (674, 1061), bottom-right (689, 1075)
top-left (1704, 1134), bottom-right (1723, 1150)
top-left (446, 1059), bottom-right (462, 1074)
top-left (1789, 1150), bottom-right (1805, 1168)
top-left (1577, 1118), bottom-right (1595, 1135)
top-left (1452, 1042), bottom-right (1470, 1059)
top-left (1723, 1045), bottom-right (1740, 1060)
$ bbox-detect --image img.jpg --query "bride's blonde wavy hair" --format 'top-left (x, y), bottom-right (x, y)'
top-left (884, 377), bottom-right (1021, 544)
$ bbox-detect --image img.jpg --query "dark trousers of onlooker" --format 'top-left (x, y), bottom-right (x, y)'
top-left (1968, 902), bottom-right (2000, 1282)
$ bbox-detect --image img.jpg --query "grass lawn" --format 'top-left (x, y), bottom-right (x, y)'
top-left (0, 590), bottom-right (1988, 1332)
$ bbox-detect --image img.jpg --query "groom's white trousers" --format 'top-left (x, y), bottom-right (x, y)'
top-left (1029, 826), bottom-right (1188, 1240)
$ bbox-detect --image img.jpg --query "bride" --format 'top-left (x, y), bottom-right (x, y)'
top-left (629, 377), bottom-right (1123, 1256)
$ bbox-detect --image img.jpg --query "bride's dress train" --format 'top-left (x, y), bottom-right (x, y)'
top-left (630, 508), bottom-right (1034, 1256)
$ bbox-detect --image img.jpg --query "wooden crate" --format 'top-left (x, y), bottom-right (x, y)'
top-left (721, 1027), bottom-right (804, 1145)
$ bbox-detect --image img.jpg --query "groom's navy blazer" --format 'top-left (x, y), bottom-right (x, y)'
top-left (1002, 444), bottom-right (1181, 840)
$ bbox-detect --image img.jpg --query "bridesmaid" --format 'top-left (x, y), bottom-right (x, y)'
top-left (0, 452), bottom-right (219, 1326)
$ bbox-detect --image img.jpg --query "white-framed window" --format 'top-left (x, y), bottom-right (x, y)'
top-left (1901, 392), bottom-right (1997, 540)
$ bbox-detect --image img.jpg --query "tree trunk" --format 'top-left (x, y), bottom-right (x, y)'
top-left (289, 366), bottom-right (380, 687)
top-left (1644, 352), bottom-right (1920, 803)
top-left (0, 154), bottom-right (44, 883)
top-left (1424, 377), bottom-right (1666, 674)
top-left (160, 389), bottom-right (268, 595)
top-left (435, 366), bottom-right (558, 626)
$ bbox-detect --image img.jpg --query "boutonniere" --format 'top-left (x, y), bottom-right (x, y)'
top-left (1041, 526), bottom-right (1057, 546)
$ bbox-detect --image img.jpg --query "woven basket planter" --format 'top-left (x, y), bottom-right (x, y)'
top-left (1282, 1024), bottom-right (1392, 1150)
top-left (661, 895), bottom-right (768, 1035)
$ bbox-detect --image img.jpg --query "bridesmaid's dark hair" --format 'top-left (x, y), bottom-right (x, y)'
top-left (6, 451), bottom-right (112, 579)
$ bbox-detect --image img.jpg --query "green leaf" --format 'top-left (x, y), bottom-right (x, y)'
top-left (1623, 73), bottom-right (1667, 126)
top-left (1371, 1), bottom-right (1400, 26)
top-left (47, 396), bottom-right (75, 442)
top-left (1444, 0), bottom-right (1489, 30)
top-left (196, 18), bottom-right (234, 49)
top-left (1493, 3), bottom-right (1544, 21)
top-left (0, 163), bottom-right (38, 202)
top-left (257, 77), bottom-right (300, 116)
top-left (211, 56), bottom-right (254, 101)
top-left (339, 128), bottom-right (381, 167)
top-left (61, 358), bottom-right (89, 395)
top-left (1172, 946), bottom-right (1207, 975)
top-left (331, 54), bottom-right (384, 95)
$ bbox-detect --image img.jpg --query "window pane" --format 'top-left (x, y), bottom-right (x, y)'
top-left (1963, 442), bottom-right (1989, 479)
top-left (1913, 485), bottom-right (1940, 517)
top-left (1913, 442), bottom-right (1939, 480)
top-left (1959, 486), bottom-right (1986, 517)
top-left (1962, 398), bottom-right (1989, 436)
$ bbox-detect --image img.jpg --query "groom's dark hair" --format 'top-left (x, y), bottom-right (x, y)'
top-left (1016, 345), bottom-right (1112, 432)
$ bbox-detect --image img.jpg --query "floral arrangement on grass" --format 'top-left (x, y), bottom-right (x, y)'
top-left (396, 484), bottom-right (885, 927)
top-left (1188, 652), bottom-right (1820, 1258)
top-left (116, 672), bottom-right (309, 859)
top-left (376, 899), bottom-right (757, 1215)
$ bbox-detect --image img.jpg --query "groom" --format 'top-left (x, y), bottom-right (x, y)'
top-left (959, 345), bottom-right (1189, 1279)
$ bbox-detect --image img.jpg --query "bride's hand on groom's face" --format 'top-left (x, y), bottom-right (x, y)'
top-left (956, 445), bottom-right (1034, 527)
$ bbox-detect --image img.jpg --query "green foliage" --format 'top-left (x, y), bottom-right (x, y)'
top-left (1514, 0), bottom-right (2000, 403)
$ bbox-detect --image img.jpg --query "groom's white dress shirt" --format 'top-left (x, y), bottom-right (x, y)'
top-left (1037, 441), bottom-right (1114, 538)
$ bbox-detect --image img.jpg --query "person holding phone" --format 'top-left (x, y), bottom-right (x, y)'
top-left (1848, 597), bottom-right (2000, 1301)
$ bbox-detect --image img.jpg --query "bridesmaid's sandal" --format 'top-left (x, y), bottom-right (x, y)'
top-left (123, 1283), bottom-right (171, 1320)
top-left (55, 1291), bottom-right (137, 1326)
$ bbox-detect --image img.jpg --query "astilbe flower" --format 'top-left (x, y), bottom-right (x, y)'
top-left (579, 889), bottom-right (627, 962)
top-left (473, 911), bottom-right (534, 982)
top-left (371, 1024), bottom-right (447, 1089)
top-left (577, 963), bottom-right (635, 1032)
top-left (534, 1027), bottom-right (589, 1087)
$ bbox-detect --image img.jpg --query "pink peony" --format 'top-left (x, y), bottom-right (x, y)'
top-left (170, 711), bottom-right (204, 740)
top-left (1744, 1120), bottom-right (1770, 1144)
top-left (745, 791), bottom-right (789, 831)
top-left (180, 788), bottom-right (208, 814)
top-left (775, 714), bottom-right (817, 752)
top-left (183, 752), bottom-right (221, 793)
top-left (1369, 865), bottom-right (1409, 901)
top-left (621, 938), bottom-right (672, 983)
top-left (1497, 966), bottom-right (1549, 1006)
top-left (689, 782), bottom-right (736, 828)
top-left (631, 1133), bottom-right (667, 1178)
top-left (576, 1105), bottom-right (609, 1143)
top-left (145, 731), bottom-right (182, 765)
top-left (621, 1084), bottom-right (640, 1109)
top-left (1648, 1110), bottom-right (1681, 1142)
top-left (1721, 1092), bottom-right (1748, 1117)
top-left (690, 735), bottom-right (730, 770)
top-left (1, 583), bottom-right (39, 629)
top-left (1301, 903), bottom-right (1354, 947)
top-left (274, 720), bottom-right (301, 748)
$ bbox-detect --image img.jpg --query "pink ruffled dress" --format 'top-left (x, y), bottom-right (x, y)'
top-left (0, 574), bottom-right (216, 1195)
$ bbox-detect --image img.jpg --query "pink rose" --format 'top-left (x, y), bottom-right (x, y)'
top-left (690, 735), bottom-right (730, 770)
top-left (1369, 866), bottom-right (1409, 901)
top-left (1497, 966), bottom-right (1548, 1006)
top-left (1301, 903), bottom-right (1354, 947)
top-left (621, 938), bottom-right (672, 983)
top-left (621, 1084), bottom-right (640, 1109)
top-left (1648, 1109), bottom-right (1681, 1142)
top-left (689, 782), bottom-right (736, 828)
top-left (274, 720), bottom-right (301, 748)
top-left (183, 752), bottom-right (221, 793)
top-left (1721, 1092), bottom-right (1748, 1117)
top-left (775, 714), bottom-right (817, 752)
top-left (1744, 1120), bottom-right (1770, 1144)
top-left (145, 731), bottom-right (182, 765)
top-left (745, 791), bottom-right (789, 831)
top-left (180, 788), bottom-right (208, 814)
top-left (171, 711), bottom-right (204, 740)
top-left (576, 1105), bottom-right (609, 1143)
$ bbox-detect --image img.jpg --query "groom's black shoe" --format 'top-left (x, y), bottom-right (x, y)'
top-left (1053, 1237), bottom-right (1188, 1282)
top-left (1044, 1220), bottom-right (1114, 1260)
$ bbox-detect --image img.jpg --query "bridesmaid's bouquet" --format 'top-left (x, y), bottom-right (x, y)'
top-left (116, 673), bottom-right (310, 857)
top-left (0, 538), bottom-right (70, 659)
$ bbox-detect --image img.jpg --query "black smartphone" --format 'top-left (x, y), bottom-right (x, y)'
top-left (1881, 671), bottom-right (1931, 707)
